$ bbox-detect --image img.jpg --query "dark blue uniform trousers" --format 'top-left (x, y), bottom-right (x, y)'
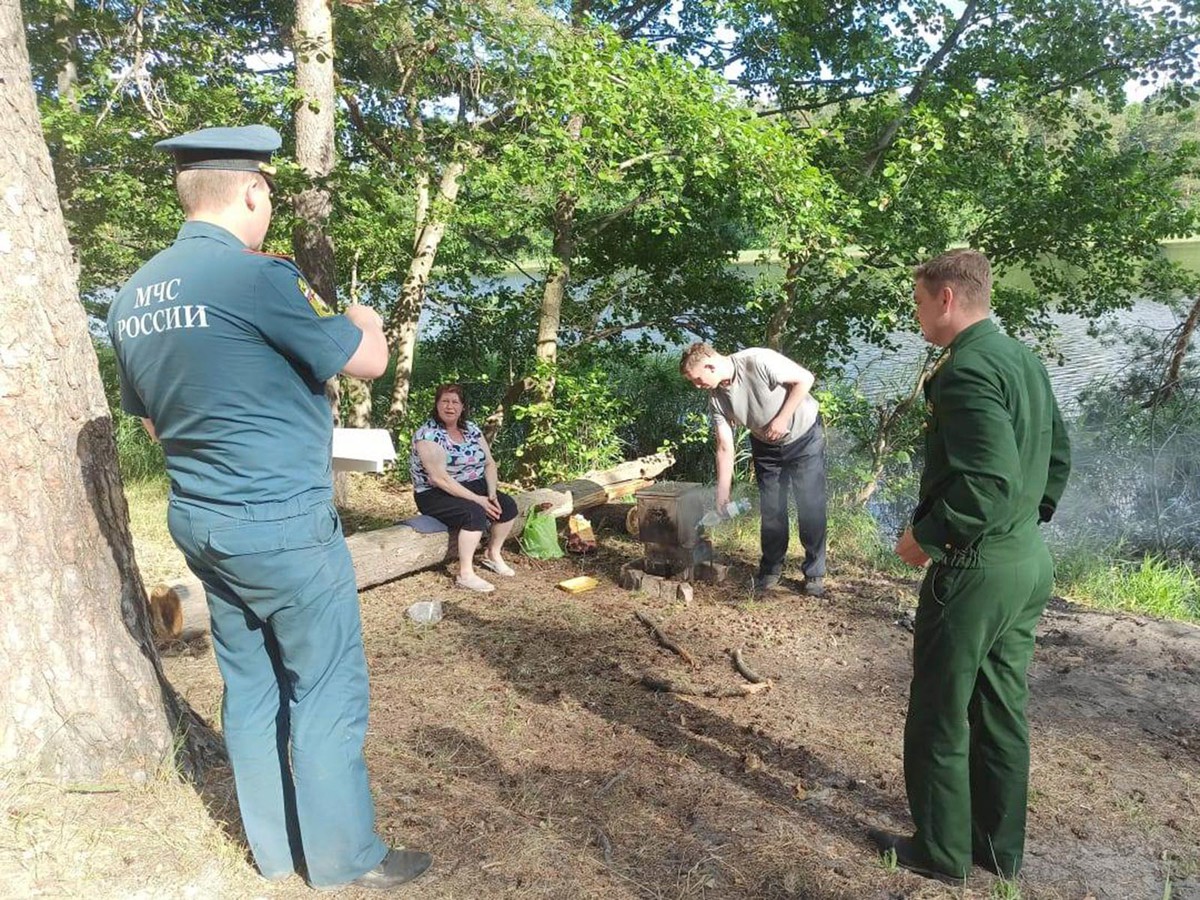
top-left (168, 490), bottom-right (387, 887)
top-left (750, 418), bottom-right (828, 581)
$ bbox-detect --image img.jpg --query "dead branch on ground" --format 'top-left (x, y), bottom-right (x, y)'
top-left (635, 609), bottom-right (696, 670)
top-left (730, 647), bottom-right (768, 684)
top-left (639, 674), bottom-right (771, 698)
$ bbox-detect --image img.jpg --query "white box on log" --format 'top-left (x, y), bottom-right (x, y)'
top-left (332, 427), bottom-right (397, 473)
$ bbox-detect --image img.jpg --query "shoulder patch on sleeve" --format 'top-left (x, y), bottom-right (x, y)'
top-left (297, 277), bottom-right (334, 317)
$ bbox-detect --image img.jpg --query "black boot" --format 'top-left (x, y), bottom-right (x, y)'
top-left (867, 829), bottom-right (964, 885)
top-left (321, 849), bottom-right (433, 891)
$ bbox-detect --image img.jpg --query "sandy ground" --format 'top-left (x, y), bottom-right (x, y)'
top-left (3, 479), bottom-right (1197, 899)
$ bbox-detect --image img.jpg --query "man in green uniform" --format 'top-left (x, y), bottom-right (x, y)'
top-left (871, 249), bottom-right (1071, 883)
top-left (107, 126), bottom-right (431, 891)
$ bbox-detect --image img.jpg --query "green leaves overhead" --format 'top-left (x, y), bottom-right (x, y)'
top-left (21, 0), bottom-right (1200, 463)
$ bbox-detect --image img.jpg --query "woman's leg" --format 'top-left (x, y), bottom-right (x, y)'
top-left (415, 487), bottom-right (493, 589)
top-left (485, 492), bottom-right (520, 565)
top-left (457, 529), bottom-right (484, 579)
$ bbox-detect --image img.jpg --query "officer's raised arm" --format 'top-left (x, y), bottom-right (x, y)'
top-left (341, 303), bottom-right (388, 379)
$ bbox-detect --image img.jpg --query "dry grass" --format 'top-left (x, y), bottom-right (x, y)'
top-left (32, 475), bottom-right (1196, 899)
top-left (0, 765), bottom-right (271, 899)
top-left (123, 478), bottom-right (188, 589)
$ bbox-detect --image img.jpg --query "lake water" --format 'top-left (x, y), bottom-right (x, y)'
top-left (841, 300), bottom-right (1184, 411)
top-left (841, 239), bottom-right (1200, 410)
top-left (475, 239), bottom-right (1200, 410)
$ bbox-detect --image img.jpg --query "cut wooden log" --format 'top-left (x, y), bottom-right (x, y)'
top-left (167, 451), bottom-right (674, 634)
top-left (581, 452), bottom-right (674, 486)
top-left (586, 502), bottom-right (638, 532)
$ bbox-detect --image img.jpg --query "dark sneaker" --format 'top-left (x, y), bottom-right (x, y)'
top-left (867, 829), bottom-right (964, 885)
top-left (802, 577), bottom-right (826, 597)
top-left (753, 573), bottom-right (781, 593)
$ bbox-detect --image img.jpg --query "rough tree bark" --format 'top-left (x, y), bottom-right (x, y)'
top-left (0, 0), bottom-right (213, 779)
top-left (292, 0), bottom-right (355, 504)
top-left (387, 158), bottom-right (467, 423)
top-left (54, 0), bottom-right (78, 108)
top-left (291, 0), bottom-right (337, 304)
top-left (342, 251), bottom-right (373, 427)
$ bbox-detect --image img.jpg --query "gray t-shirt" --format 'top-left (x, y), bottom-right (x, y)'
top-left (709, 348), bottom-right (819, 445)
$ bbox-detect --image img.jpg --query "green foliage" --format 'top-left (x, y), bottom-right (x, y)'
top-left (671, 0), bottom-right (1200, 365)
top-left (827, 503), bottom-right (912, 578)
top-left (817, 381), bottom-right (922, 513)
top-left (608, 352), bottom-right (712, 474)
top-left (23, 0), bottom-right (1200, 496)
top-left (989, 877), bottom-right (1023, 900)
top-left (94, 342), bottom-right (164, 481)
top-left (25, 0), bottom-right (293, 304)
top-left (508, 360), bottom-right (630, 484)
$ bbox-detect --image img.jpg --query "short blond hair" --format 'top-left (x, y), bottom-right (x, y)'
top-left (915, 249), bottom-right (992, 313)
top-left (175, 169), bottom-right (256, 216)
top-left (679, 341), bottom-right (720, 375)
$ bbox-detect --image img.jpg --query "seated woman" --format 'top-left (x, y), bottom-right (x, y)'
top-left (411, 383), bottom-right (519, 592)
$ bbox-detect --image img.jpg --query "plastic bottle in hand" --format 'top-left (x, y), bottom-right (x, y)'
top-left (724, 498), bottom-right (750, 518)
top-left (699, 499), bottom-right (750, 529)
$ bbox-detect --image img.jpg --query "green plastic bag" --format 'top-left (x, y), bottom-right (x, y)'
top-left (520, 507), bottom-right (564, 559)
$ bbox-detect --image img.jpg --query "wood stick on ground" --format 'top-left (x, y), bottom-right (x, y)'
top-left (639, 674), bottom-right (771, 698)
top-left (635, 609), bottom-right (697, 670)
top-left (730, 647), bottom-right (768, 684)
top-left (593, 826), bottom-right (614, 864)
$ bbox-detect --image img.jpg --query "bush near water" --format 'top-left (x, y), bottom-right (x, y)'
top-left (99, 334), bottom-right (1200, 625)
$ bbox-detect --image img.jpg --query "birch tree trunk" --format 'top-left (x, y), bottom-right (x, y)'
top-left (292, 0), bottom-right (354, 504)
top-left (387, 159), bottom-right (466, 423)
top-left (0, 0), bottom-right (186, 779)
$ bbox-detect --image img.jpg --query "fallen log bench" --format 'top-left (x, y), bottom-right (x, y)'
top-left (166, 451), bottom-right (675, 636)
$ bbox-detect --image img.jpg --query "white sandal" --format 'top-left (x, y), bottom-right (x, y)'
top-left (455, 573), bottom-right (495, 593)
top-left (480, 557), bottom-right (516, 577)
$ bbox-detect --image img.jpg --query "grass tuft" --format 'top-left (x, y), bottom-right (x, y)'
top-left (1057, 551), bottom-right (1200, 623)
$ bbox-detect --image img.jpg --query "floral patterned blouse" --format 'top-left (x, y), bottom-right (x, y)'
top-left (410, 418), bottom-right (488, 492)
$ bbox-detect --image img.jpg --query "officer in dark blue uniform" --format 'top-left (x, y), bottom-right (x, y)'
top-left (107, 125), bottom-right (431, 891)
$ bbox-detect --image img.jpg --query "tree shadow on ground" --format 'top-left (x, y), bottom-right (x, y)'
top-left (443, 604), bottom-right (906, 855)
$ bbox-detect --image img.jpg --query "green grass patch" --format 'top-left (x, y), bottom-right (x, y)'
top-left (702, 497), bottom-right (913, 581)
top-left (1057, 551), bottom-right (1200, 623)
top-left (827, 503), bottom-right (911, 578)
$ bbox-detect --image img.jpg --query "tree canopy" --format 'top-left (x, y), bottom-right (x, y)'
top-left (22, 0), bottom-right (1200, 479)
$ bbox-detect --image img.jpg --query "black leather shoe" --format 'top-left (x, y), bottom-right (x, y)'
top-left (802, 577), bottom-right (826, 597)
top-left (867, 829), bottom-right (964, 885)
top-left (329, 849), bottom-right (432, 891)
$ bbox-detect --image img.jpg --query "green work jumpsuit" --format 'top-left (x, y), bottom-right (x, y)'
top-left (906, 318), bottom-right (1071, 879)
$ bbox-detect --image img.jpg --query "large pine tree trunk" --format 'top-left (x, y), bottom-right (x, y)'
top-left (0, 0), bottom-right (181, 779)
